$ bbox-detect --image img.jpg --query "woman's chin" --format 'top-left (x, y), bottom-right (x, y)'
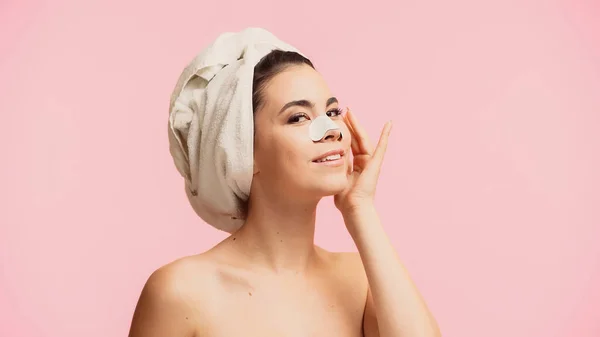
top-left (315, 176), bottom-right (349, 196)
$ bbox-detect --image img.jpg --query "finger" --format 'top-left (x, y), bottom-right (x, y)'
top-left (347, 108), bottom-right (374, 155)
top-left (363, 121), bottom-right (392, 179)
top-left (352, 154), bottom-right (370, 174)
top-left (343, 110), bottom-right (360, 155)
top-left (346, 108), bottom-right (367, 155)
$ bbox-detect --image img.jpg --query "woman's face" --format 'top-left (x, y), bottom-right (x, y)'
top-left (252, 64), bottom-right (352, 200)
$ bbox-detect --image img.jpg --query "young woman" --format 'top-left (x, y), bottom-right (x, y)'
top-left (129, 46), bottom-right (440, 337)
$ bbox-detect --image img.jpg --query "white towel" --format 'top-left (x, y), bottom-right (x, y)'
top-left (168, 27), bottom-right (304, 233)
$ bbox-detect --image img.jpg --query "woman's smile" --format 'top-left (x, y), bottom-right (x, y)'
top-left (311, 148), bottom-right (347, 167)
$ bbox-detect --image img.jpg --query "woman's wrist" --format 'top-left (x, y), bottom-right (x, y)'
top-left (341, 202), bottom-right (380, 238)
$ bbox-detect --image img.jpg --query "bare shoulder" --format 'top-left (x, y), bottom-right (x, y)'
top-left (317, 248), bottom-right (369, 293)
top-left (148, 254), bottom-right (217, 299)
top-left (329, 250), bottom-right (367, 278)
top-left (312, 248), bottom-right (371, 325)
top-left (128, 254), bottom-right (218, 337)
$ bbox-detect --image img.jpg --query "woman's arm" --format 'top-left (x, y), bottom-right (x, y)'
top-left (344, 206), bottom-right (441, 337)
top-left (334, 109), bottom-right (440, 337)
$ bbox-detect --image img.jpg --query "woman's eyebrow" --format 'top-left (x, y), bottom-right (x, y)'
top-left (278, 97), bottom-right (338, 115)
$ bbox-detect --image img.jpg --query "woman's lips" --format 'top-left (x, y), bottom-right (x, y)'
top-left (312, 148), bottom-right (345, 162)
top-left (312, 151), bottom-right (345, 167)
top-left (313, 157), bottom-right (345, 167)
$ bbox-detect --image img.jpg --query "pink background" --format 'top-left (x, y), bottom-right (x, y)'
top-left (1, 0), bottom-right (599, 336)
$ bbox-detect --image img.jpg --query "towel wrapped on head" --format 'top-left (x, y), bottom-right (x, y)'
top-left (168, 27), bottom-right (304, 233)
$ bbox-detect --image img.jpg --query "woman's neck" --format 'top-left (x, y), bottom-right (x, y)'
top-left (230, 194), bottom-right (321, 275)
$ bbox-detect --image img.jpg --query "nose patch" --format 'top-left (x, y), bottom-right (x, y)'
top-left (309, 115), bottom-right (342, 141)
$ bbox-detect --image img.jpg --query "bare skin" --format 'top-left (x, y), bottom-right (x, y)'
top-left (129, 64), bottom-right (440, 337)
top-left (128, 245), bottom-right (369, 337)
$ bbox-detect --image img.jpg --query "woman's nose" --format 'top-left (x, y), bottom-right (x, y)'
top-left (320, 128), bottom-right (343, 142)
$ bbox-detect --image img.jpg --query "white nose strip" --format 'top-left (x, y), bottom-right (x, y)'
top-left (309, 115), bottom-right (341, 141)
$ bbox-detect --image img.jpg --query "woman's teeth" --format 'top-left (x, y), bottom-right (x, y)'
top-left (315, 154), bottom-right (341, 162)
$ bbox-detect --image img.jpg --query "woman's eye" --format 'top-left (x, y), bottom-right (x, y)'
top-left (326, 108), bottom-right (343, 117)
top-left (288, 113), bottom-right (309, 123)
